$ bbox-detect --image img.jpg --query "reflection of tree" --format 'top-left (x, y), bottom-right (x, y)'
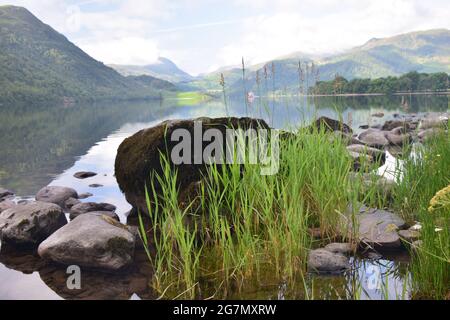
top-left (0, 101), bottom-right (177, 196)
top-left (311, 95), bottom-right (449, 113)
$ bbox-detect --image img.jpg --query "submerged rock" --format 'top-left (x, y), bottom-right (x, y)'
top-left (115, 117), bottom-right (270, 215)
top-left (74, 171), bottom-right (97, 179)
top-left (89, 184), bottom-right (104, 188)
top-left (38, 214), bottom-right (135, 271)
top-left (0, 202), bottom-right (67, 246)
top-left (69, 202), bottom-right (116, 220)
top-left (308, 249), bottom-right (350, 274)
top-left (35, 186), bottom-right (78, 208)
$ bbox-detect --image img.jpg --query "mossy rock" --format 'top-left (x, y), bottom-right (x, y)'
top-left (114, 117), bottom-right (270, 215)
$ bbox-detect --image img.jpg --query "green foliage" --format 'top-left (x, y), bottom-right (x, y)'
top-left (392, 129), bottom-right (450, 299)
top-left (311, 72), bottom-right (450, 95)
top-left (0, 6), bottom-right (176, 105)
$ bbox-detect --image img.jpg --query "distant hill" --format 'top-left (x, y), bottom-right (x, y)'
top-left (0, 6), bottom-right (175, 105)
top-left (191, 29), bottom-right (450, 94)
top-left (109, 57), bottom-right (194, 84)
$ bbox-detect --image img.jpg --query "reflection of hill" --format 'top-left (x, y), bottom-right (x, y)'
top-left (0, 101), bottom-right (177, 196)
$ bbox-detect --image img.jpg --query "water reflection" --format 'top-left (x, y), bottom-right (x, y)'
top-left (0, 94), bottom-right (448, 299)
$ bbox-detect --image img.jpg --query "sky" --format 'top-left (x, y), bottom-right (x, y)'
top-left (1, 0), bottom-right (449, 75)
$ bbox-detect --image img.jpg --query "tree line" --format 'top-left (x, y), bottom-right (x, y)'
top-left (310, 72), bottom-right (450, 95)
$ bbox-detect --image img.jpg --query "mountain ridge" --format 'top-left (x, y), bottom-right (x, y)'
top-left (0, 5), bottom-right (175, 105)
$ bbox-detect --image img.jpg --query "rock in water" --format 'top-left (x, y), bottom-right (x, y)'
top-left (308, 249), bottom-right (350, 273)
top-left (310, 117), bottom-right (353, 134)
top-left (38, 214), bottom-right (135, 271)
top-left (358, 207), bottom-right (406, 249)
top-left (358, 130), bottom-right (389, 148)
top-left (324, 243), bottom-right (354, 255)
top-left (36, 186), bottom-right (78, 208)
top-left (0, 202), bottom-right (66, 246)
top-left (115, 117), bottom-right (270, 215)
top-left (74, 171), bottom-right (97, 179)
top-left (69, 202), bottom-right (117, 220)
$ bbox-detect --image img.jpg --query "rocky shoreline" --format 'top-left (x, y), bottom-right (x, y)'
top-left (0, 112), bottom-right (448, 277)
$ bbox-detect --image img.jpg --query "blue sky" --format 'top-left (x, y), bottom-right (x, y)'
top-left (1, 0), bottom-right (449, 75)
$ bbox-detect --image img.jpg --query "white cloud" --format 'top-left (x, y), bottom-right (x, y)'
top-left (80, 37), bottom-right (160, 65)
top-left (215, 0), bottom-right (450, 69)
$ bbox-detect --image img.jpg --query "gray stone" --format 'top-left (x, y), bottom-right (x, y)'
top-left (346, 144), bottom-right (385, 160)
top-left (69, 202), bottom-right (116, 220)
top-left (0, 199), bottom-right (16, 213)
top-left (308, 249), bottom-right (350, 273)
top-left (89, 184), bottom-right (104, 188)
top-left (0, 202), bottom-right (67, 246)
top-left (36, 186), bottom-right (78, 208)
top-left (38, 214), bottom-right (135, 271)
top-left (385, 132), bottom-right (410, 146)
top-left (78, 193), bottom-right (93, 200)
top-left (372, 112), bottom-right (385, 118)
top-left (398, 229), bottom-right (420, 242)
top-left (419, 116), bottom-right (449, 130)
top-left (382, 120), bottom-right (411, 131)
top-left (324, 243), bottom-right (354, 255)
top-left (0, 188), bottom-right (14, 200)
top-left (74, 171), bottom-right (97, 179)
top-left (64, 197), bottom-right (81, 209)
top-left (357, 207), bottom-right (406, 249)
top-left (358, 130), bottom-right (389, 148)
top-left (77, 211), bottom-right (120, 221)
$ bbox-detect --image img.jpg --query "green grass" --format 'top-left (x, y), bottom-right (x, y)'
top-left (137, 123), bottom-right (387, 299)
top-left (173, 91), bottom-right (212, 106)
top-left (392, 127), bottom-right (450, 299)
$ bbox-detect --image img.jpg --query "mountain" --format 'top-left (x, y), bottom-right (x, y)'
top-left (317, 29), bottom-right (450, 81)
top-left (0, 6), bottom-right (175, 105)
top-left (109, 57), bottom-right (194, 84)
top-left (192, 29), bottom-right (450, 94)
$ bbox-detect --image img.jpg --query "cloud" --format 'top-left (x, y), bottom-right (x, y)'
top-left (1, 0), bottom-right (449, 73)
top-left (216, 0), bottom-right (450, 68)
top-left (80, 37), bottom-right (160, 65)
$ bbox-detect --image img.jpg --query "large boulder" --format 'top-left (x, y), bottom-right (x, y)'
top-left (38, 214), bottom-right (135, 271)
top-left (308, 249), bottom-right (350, 274)
top-left (346, 144), bottom-right (386, 163)
top-left (0, 202), bottom-right (67, 246)
top-left (69, 202), bottom-right (117, 220)
top-left (35, 186), bottom-right (78, 208)
top-left (115, 117), bottom-right (270, 215)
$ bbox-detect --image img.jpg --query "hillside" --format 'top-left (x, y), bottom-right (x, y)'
top-left (109, 57), bottom-right (194, 84)
top-left (193, 29), bottom-right (450, 94)
top-left (0, 6), bottom-right (175, 105)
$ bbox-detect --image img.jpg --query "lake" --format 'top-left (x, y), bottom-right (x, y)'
top-left (0, 94), bottom-right (448, 299)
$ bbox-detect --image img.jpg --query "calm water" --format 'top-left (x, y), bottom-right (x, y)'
top-left (0, 94), bottom-right (448, 300)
